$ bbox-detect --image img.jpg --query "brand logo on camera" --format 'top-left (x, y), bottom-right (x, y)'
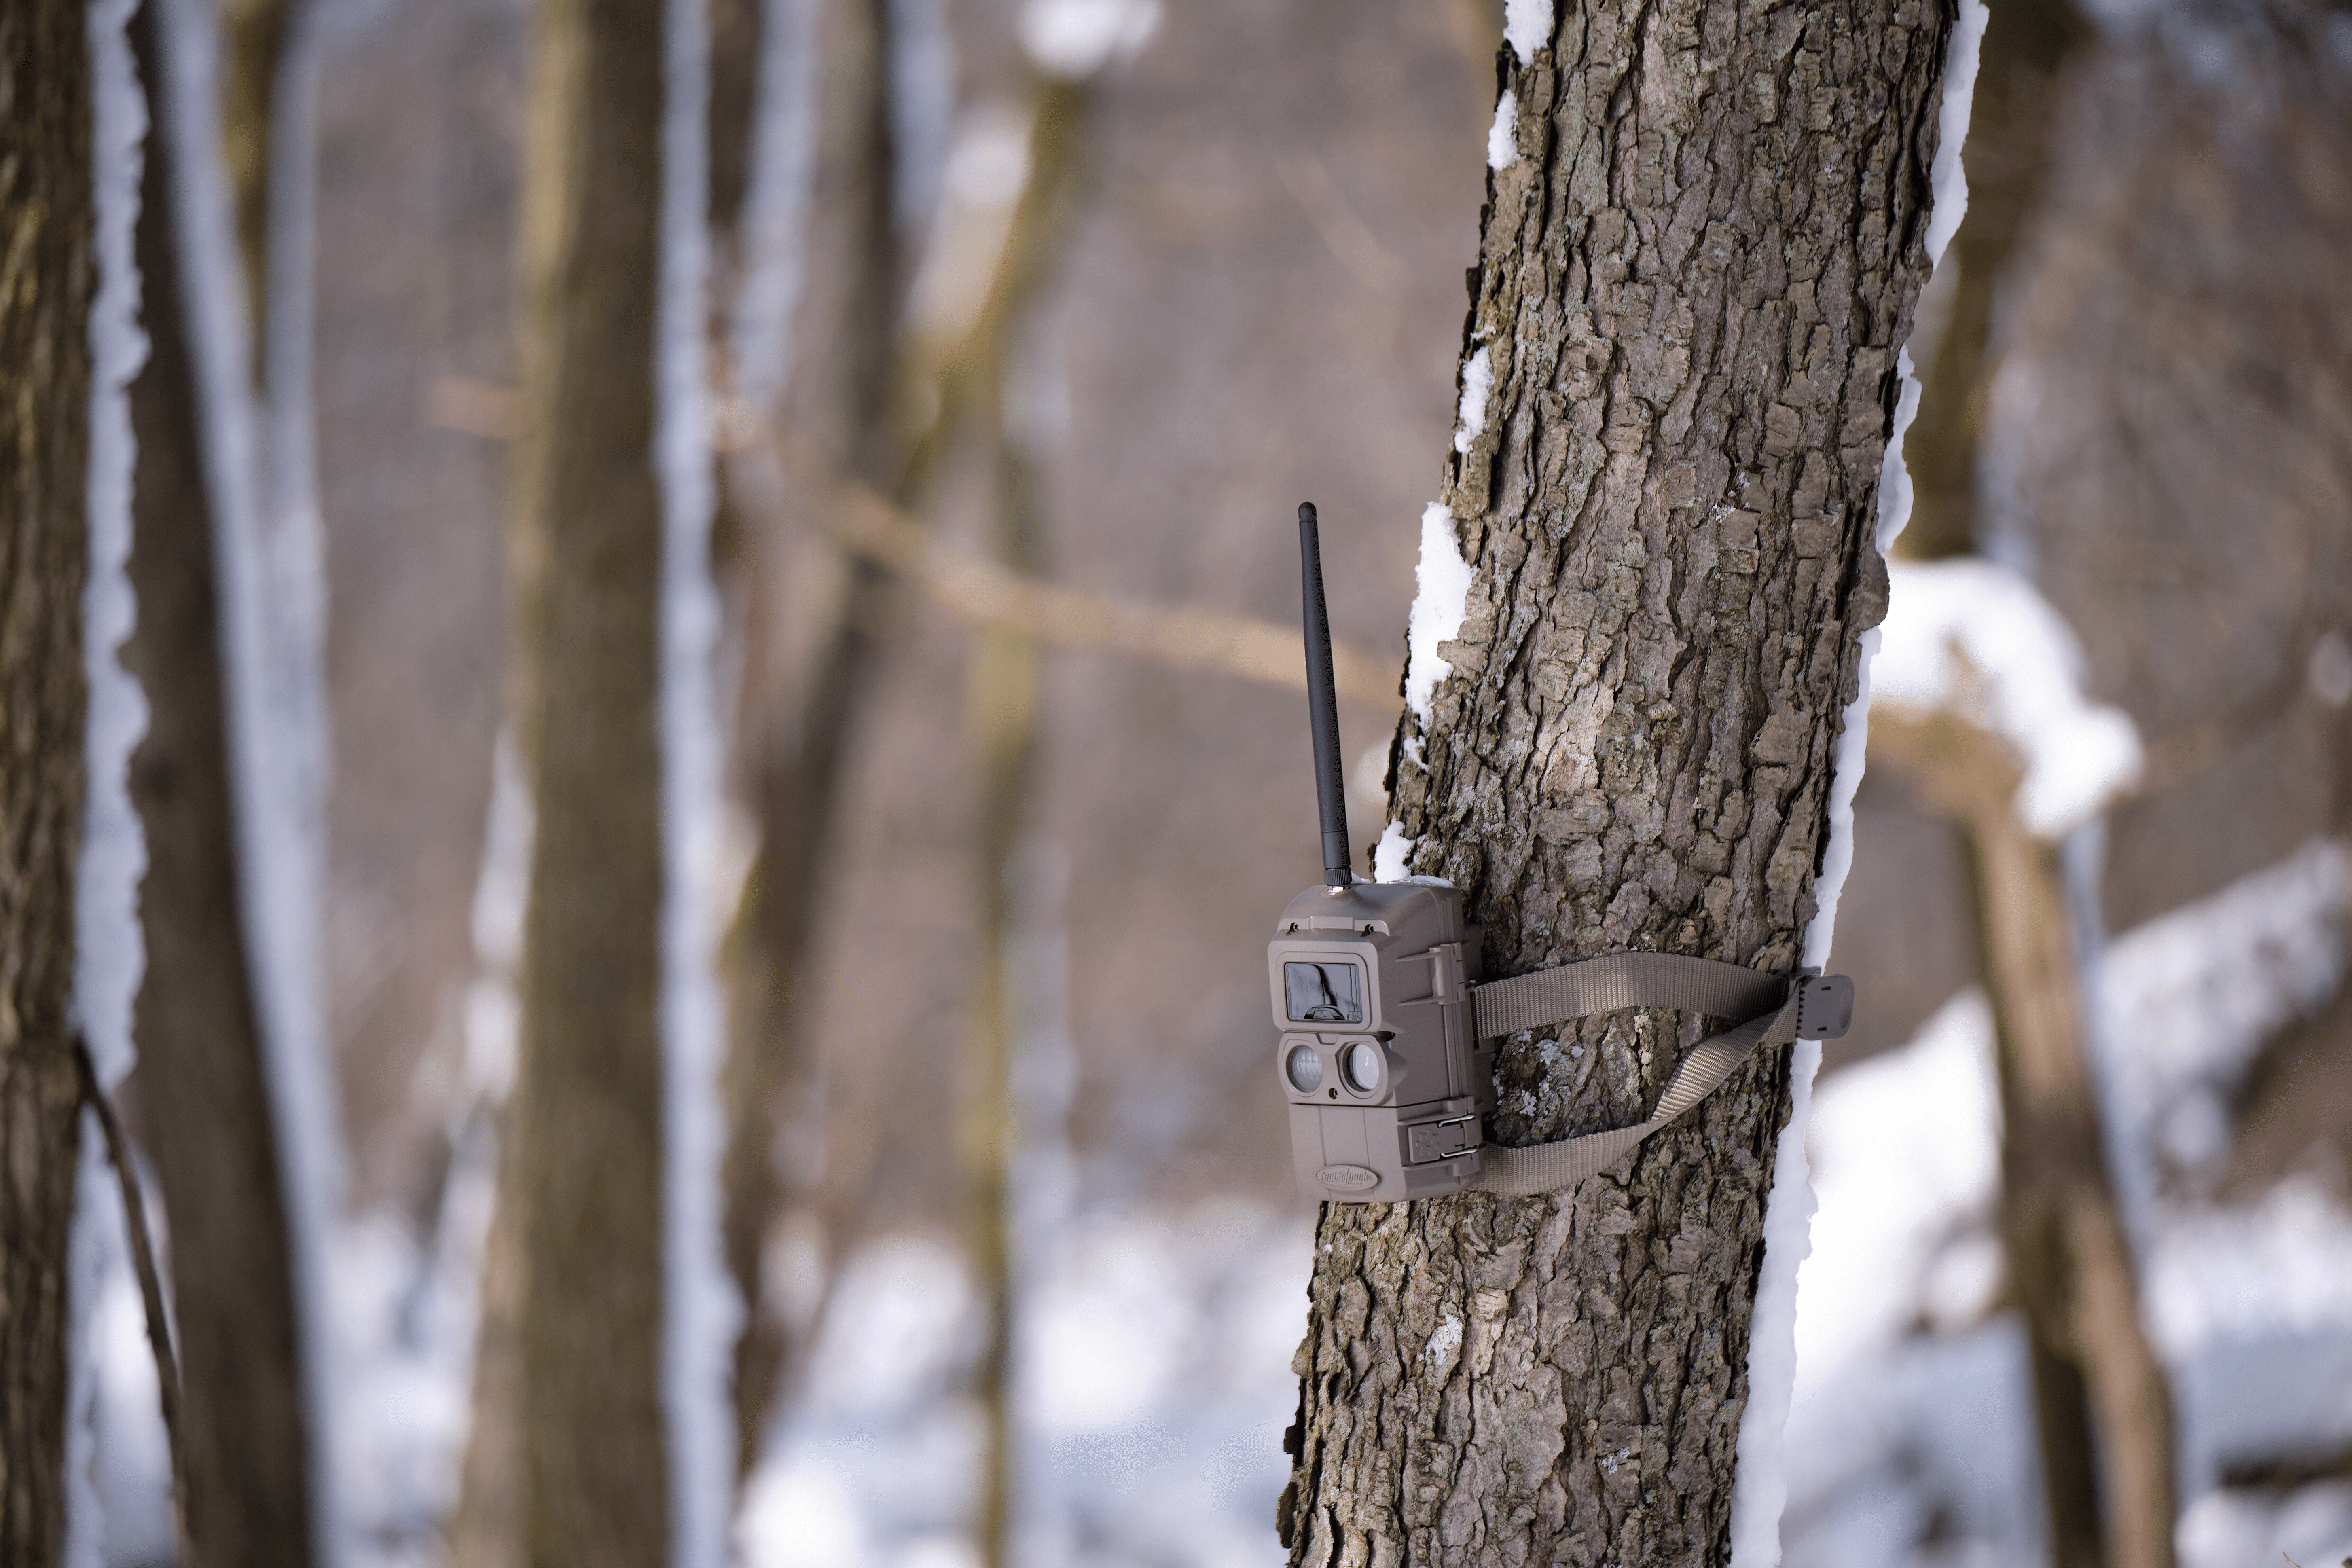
top-left (1316, 1165), bottom-right (1379, 1192)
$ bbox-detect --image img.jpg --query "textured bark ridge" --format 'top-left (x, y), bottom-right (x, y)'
top-left (1283, 1), bottom-right (1950, 1564)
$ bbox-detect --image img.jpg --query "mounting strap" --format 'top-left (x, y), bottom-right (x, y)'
top-left (1464, 954), bottom-right (1853, 1196)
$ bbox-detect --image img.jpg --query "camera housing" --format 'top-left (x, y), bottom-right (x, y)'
top-left (1268, 879), bottom-right (1490, 1201)
top-left (1274, 502), bottom-right (1492, 1202)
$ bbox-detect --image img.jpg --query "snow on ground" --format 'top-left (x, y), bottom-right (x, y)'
top-left (740, 1200), bottom-right (1310, 1568)
top-left (1784, 834), bottom-right (2352, 1568)
top-left (79, 835), bottom-right (2352, 1565)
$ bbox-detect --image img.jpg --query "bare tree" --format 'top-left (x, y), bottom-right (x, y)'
top-left (719, 0), bottom-right (904, 1469)
top-left (1879, 2), bottom-right (2179, 1563)
top-left (1281, 0), bottom-right (1950, 1561)
top-left (117, 4), bottom-right (322, 1561)
top-left (466, 0), bottom-right (673, 1555)
top-left (0, 1), bottom-right (95, 1557)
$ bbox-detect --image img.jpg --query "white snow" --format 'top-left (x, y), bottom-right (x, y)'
top-left (1403, 502), bottom-right (1476, 723)
top-left (1502, 0), bottom-right (1554, 66)
top-left (1372, 821), bottom-right (1419, 883)
top-left (726, 0), bottom-right (821, 414)
top-left (658, 0), bottom-right (746, 1554)
top-left (739, 1202), bottom-right (1310, 1568)
top-left (69, 2), bottom-right (151, 1558)
top-left (1780, 837), bottom-right (2352, 1568)
top-left (77, 0), bottom-right (152, 1097)
top-left (1451, 345), bottom-right (1493, 455)
top-left (1486, 91), bottom-right (1519, 171)
top-left (1923, 0), bottom-right (1990, 267)
top-left (1018, 0), bottom-right (1160, 79)
top-left (1725, 1038), bottom-right (1824, 1567)
top-left (1872, 557), bottom-right (2145, 838)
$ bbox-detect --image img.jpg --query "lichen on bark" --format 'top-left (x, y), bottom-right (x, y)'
top-left (1282, 0), bottom-right (1951, 1562)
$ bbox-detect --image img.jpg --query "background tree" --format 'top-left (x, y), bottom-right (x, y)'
top-left (465, 0), bottom-right (673, 1555)
top-left (1874, 2), bottom-right (2179, 1563)
top-left (1282, 1), bottom-right (1949, 1562)
top-left (0, 0), bottom-right (95, 1556)
top-left (118, 3), bottom-right (322, 1560)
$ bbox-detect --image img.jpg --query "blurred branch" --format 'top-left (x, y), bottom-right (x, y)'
top-left (734, 417), bottom-right (1400, 708)
top-left (218, 0), bottom-right (296, 379)
top-left (75, 1039), bottom-right (195, 1568)
top-left (426, 372), bottom-right (1401, 709)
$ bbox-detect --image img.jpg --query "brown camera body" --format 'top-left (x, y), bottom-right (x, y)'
top-left (1267, 878), bottom-right (1493, 1202)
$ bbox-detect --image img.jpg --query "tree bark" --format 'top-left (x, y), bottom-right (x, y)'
top-left (118, 5), bottom-right (321, 1563)
top-left (0, 2), bottom-right (95, 1558)
top-left (491, 0), bottom-right (671, 1556)
top-left (1283, 2), bottom-right (1948, 1562)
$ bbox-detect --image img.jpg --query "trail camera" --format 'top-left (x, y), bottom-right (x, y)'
top-left (1271, 504), bottom-right (1493, 1202)
top-left (1269, 505), bottom-right (1856, 1206)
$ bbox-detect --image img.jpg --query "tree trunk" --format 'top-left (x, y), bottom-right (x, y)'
top-left (0, 2), bottom-right (95, 1558)
top-left (1871, 713), bottom-right (2178, 1568)
top-left (719, 0), bottom-right (902, 1469)
top-left (118, 5), bottom-right (321, 1563)
top-left (492, 0), bottom-right (672, 1556)
top-left (1898, 0), bottom-right (2087, 559)
top-left (956, 70), bottom-right (1092, 1568)
top-left (217, 0), bottom-right (293, 361)
top-left (1283, 2), bottom-right (1948, 1563)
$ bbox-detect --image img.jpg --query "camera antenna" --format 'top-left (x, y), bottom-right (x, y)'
top-left (1298, 502), bottom-right (1353, 888)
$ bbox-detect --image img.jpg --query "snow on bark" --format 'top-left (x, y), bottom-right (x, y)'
top-left (1502, 0), bottom-right (1553, 66)
top-left (1450, 345), bottom-right (1493, 454)
top-left (67, 2), bottom-right (151, 1558)
top-left (1403, 502), bottom-right (1475, 725)
top-left (658, 0), bottom-right (745, 1557)
top-left (150, 0), bottom-right (345, 1555)
top-left (1486, 90), bottom-right (1519, 170)
top-left (77, 0), bottom-right (151, 1098)
top-left (727, 0), bottom-right (821, 413)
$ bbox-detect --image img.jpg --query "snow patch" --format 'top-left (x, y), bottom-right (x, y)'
top-left (1486, 90), bottom-right (1519, 170)
top-left (1425, 1313), bottom-right (1464, 1366)
top-left (726, 0), bottom-right (820, 413)
top-left (742, 1204), bottom-right (1309, 1568)
top-left (76, 0), bottom-right (150, 1096)
top-left (1451, 345), bottom-right (1493, 454)
top-left (1873, 558), bottom-right (2143, 838)
top-left (1924, 0), bottom-right (1989, 266)
top-left (1781, 837), bottom-right (2352, 1568)
top-left (1404, 503), bottom-right (1475, 722)
top-left (69, 4), bottom-right (150, 1553)
top-left (656, 0), bottom-right (745, 1553)
top-left (1018, 0), bottom-right (1160, 78)
top-left (1503, 0), bottom-right (1553, 65)
top-left (1372, 822), bottom-right (1418, 882)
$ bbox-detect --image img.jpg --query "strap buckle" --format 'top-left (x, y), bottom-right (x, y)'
top-left (1793, 971), bottom-right (1854, 1040)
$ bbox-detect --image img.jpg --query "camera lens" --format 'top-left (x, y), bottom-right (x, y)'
top-left (1342, 1042), bottom-right (1383, 1093)
top-left (1285, 1045), bottom-right (1324, 1093)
